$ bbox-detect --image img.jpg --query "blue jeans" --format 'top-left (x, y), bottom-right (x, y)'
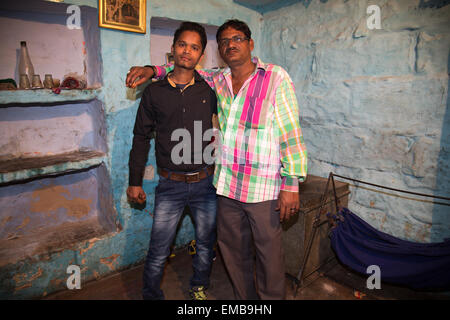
top-left (142, 173), bottom-right (217, 300)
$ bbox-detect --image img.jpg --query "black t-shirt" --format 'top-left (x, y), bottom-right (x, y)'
top-left (129, 71), bottom-right (218, 186)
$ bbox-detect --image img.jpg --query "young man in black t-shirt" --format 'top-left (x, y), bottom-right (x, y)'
top-left (127, 22), bottom-right (218, 300)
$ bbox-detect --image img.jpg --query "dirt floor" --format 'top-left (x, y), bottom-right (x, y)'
top-left (44, 246), bottom-right (449, 301)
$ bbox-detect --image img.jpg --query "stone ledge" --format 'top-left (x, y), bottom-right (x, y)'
top-left (0, 88), bottom-right (101, 106)
top-left (0, 150), bottom-right (106, 184)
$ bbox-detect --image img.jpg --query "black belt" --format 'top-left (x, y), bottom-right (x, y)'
top-left (157, 166), bottom-right (214, 183)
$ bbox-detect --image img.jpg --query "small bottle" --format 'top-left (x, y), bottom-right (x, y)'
top-left (18, 41), bottom-right (35, 84)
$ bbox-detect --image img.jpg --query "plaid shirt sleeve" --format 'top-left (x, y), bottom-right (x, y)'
top-left (154, 64), bottom-right (173, 78)
top-left (273, 71), bottom-right (308, 192)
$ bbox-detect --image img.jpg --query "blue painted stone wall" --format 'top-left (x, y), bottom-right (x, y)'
top-left (261, 0), bottom-right (450, 243)
top-left (4, 0), bottom-right (448, 299)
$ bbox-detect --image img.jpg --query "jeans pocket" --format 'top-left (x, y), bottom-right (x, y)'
top-left (158, 175), bottom-right (169, 182)
top-left (207, 174), bottom-right (217, 193)
top-left (156, 175), bottom-right (170, 193)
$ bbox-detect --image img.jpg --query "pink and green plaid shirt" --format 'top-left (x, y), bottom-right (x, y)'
top-left (154, 57), bottom-right (307, 203)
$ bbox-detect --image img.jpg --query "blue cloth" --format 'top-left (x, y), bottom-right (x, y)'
top-left (329, 208), bottom-right (450, 290)
top-left (142, 174), bottom-right (217, 300)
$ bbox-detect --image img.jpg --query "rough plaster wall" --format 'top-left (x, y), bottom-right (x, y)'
top-left (0, 174), bottom-right (96, 241)
top-left (0, 165), bottom-right (118, 297)
top-left (261, 0), bottom-right (450, 243)
top-left (0, 101), bottom-right (105, 159)
top-left (3, 0), bottom-right (449, 299)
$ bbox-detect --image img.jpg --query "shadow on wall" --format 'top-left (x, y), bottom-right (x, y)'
top-left (432, 51), bottom-right (450, 243)
top-left (419, 0), bottom-right (450, 9)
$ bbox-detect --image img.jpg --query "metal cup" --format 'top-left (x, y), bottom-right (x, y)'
top-left (31, 74), bottom-right (43, 89)
top-left (43, 74), bottom-right (54, 89)
top-left (19, 74), bottom-right (31, 89)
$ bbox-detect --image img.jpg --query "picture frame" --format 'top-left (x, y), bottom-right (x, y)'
top-left (165, 52), bottom-right (174, 64)
top-left (99, 0), bottom-right (146, 34)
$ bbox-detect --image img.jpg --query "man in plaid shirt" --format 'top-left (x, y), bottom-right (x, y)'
top-left (127, 19), bottom-right (307, 300)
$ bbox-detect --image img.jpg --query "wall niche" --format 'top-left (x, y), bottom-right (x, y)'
top-left (0, 0), bottom-right (120, 276)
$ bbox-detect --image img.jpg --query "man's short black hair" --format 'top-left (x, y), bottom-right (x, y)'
top-left (216, 19), bottom-right (252, 43)
top-left (173, 22), bottom-right (207, 53)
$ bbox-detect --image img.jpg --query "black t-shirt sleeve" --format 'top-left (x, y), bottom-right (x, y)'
top-left (128, 87), bottom-right (156, 186)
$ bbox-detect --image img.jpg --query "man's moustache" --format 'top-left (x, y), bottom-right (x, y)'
top-left (226, 48), bottom-right (238, 54)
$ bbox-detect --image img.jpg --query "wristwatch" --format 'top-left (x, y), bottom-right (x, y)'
top-left (144, 65), bottom-right (157, 76)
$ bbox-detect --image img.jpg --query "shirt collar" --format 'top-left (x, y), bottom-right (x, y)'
top-left (254, 56), bottom-right (269, 71)
top-left (222, 56), bottom-right (267, 77)
top-left (167, 72), bottom-right (196, 91)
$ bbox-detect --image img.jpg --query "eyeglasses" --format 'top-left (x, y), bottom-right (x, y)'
top-left (218, 35), bottom-right (249, 47)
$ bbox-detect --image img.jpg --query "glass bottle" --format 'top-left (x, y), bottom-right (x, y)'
top-left (18, 41), bottom-right (35, 84)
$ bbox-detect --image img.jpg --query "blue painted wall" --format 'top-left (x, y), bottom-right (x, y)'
top-left (3, 0), bottom-right (448, 299)
top-left (260, 0), bottom-right (450, 243)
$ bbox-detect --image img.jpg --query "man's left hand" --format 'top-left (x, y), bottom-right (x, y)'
top-left (276, 191), bottom-right (300, 222)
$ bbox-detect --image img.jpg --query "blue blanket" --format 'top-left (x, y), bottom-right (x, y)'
top-left (329, 208), bottom-right (450, 290)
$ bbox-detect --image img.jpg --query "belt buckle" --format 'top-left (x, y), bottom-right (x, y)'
top-left (185, 172), bottom-right (200, 183)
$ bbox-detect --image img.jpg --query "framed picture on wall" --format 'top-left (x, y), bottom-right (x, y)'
top-left (165, 53), bottom-right (174, 64)
top-left (99, 0), bottom-right (146, 34)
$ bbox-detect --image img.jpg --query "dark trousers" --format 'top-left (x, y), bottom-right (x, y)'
top-left (217, 196), bottom-right (286, 300)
